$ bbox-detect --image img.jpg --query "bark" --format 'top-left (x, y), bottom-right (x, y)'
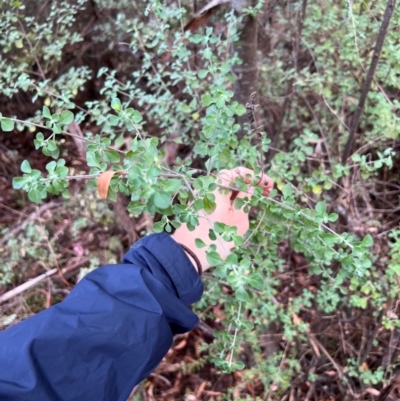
top-left (232, 0), bottom-right (259, 139)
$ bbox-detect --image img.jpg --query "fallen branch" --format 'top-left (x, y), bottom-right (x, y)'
top-left (0, 202), bottom-right (59, 247)
top-left (0, 258), bottom-right (88, 304)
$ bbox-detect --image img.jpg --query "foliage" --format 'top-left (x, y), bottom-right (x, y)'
top-left (2, 0), bottom-right (400, 397)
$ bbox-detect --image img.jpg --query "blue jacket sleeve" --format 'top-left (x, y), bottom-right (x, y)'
top-left (0, 233), bottom-right (203, 401)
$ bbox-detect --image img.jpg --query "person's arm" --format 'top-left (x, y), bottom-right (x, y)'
top-left (0, 233), bottom-right (202, 401)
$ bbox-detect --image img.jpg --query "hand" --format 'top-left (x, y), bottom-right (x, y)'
top-left (172, 167), bottom-right (274, 272)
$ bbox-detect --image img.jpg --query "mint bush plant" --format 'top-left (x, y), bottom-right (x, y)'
top-left (2, 0), bottom-right (400, 395)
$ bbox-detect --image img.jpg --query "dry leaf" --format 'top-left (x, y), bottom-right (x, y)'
top-left (197, 0), bottom-right (230, 14)
top-left (361, 362), bottom-right (369, 371)
top-left (97, 171), bottom-right (118, 199)
top-left (173, 338), bottom-right (187, 350)
top-left (308, 335), bottom-right (321, 358)
top-left (292, 312), bottom-right (302, 326)
top-left (184, 0), bottom-right (230, 32)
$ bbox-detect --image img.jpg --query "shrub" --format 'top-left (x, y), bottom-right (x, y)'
top-left (2, 0), bottom-right (400, 397)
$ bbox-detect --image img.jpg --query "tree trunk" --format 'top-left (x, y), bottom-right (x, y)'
top-left (232, 0), bottom-right (259, 139)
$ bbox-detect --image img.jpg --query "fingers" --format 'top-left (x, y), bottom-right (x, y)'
top-left (217, 167), bottom-right (274, 198)
top-left (260, 175), bottom-right (274, 196)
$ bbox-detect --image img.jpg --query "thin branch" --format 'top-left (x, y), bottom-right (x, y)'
top-left (0, 202), bottom-right (59, 247)
top-left (227, 301), bottom-right (242, 366)
top-left (0, 258), bottom-right (88, 305)
top-left (18, 20), bottom-right (46, 80)
top-left (10, 118), bottom-right (126, 154)
top-left (342, 0), bottom-right (396, 164)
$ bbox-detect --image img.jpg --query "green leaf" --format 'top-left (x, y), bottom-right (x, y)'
top-left (43, 106), bottom-right (51, 119)
top-left (235, 104), bottom-right (246, 116)
top-left (126, 108), bottom-right (143, 123)
top-left (215, 97), bottom-right (225, 108)
top-left (328, 213), bottom-right (338, 222)
top-left (115, 134), bottom-right (124, 147)
top-left (109, 115), bottom-right (120, 126)
top-left (0, 118), bottom-right (14, 132)
top-left (195, 238), bottom-right (206, 248)
top-left (233, 235), bottom-right (243, 246)
top-left (103, 149), bottom-right (120, 163)
top-left (31, 169), bottom-right (41, 179)
top-left (124, 118), bottom-right (134, 131)
top-left (34, 132), bottom-right (44, 150)
top-left (47, 140), bottom-right (57, 151)
top-left (361, 234), bottom-right (373, 248)
top-left (127, 200), bottom-right (145, 215)
top-left (201, 94), bottom-right (213, 106)
top-left (190, 34), bottom-right (203, 44)
top-left (234, 361), bottom-right (245, 371)
top-left (46, 160), bottom-right (57, 173)
top-left (147, 165), bottom-right (161, 178)
top-left (86, 151), bottom-right (100, 168)
top-left (51, 114), bottom-right (60, 123)
top-left (28, 188), bottom-right (43, 203)
top-left (203, 48), bottom-right (212, 59)
top-left (182, 104), bottom-right (191, 113)
top-left (111, 98), bottom-right (122, 111)
top-left (247, 273), bottom-right (264, 290)
top-left (281, 183), bottom-right (292, 198)
top-left (320, 233), bottom-right (339, 246)
top-left (153, 220), bottom-right (165, 233)
top-left (198, 69), bottom-right (208, 79)
top-left (12, 176), bottom-right (29, 189)
top-left (170, 220), bottom-right (181, 229)
top-left (315, 202), bottom-right (326, 215)
top-left (235, 287), bottom-right (249, 302)
top-left (59, 110), bottom-right (74, 125)
top-left (154, 191), bottom-right (171, 209)
top-left (206, 251), bottom-right (222, 266)
top-left (52, 124), bottom-right (62, 134)
top-left (213, 222), bottom-right (225, 233)
top-left (21, 160), bottom-right (32, 173)
top-left (163, 179), bottom-right (182, 193)
top-left (203, 195), bottom-right (216, 214)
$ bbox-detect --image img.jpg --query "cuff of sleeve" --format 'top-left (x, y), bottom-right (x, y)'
top-left (139, 233), bottom-right (204, 305)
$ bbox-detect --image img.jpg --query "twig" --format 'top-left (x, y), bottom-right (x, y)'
top-left (308, 333), bottom-right (355, 397)
top-left (358, 307), bottom-right (384, 365)
top-left (0, 258), bottom-right (88, 304)
top-left (18, 20), bottom-right (46, 80)
top-left (0, 202), bottom-right (59, 247)
top-left (341, 0), bottom-right (396, 164)
top-left (227, 301), bottom-right (242, 367)
top-left (382, 327), bottom-right (400, 370)
top-left (304, 356), bottom-right (318, 401)
top-left (8, 118), bottom-right (125, 153)
top-left (243, 209), bottom-right (265, 246)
